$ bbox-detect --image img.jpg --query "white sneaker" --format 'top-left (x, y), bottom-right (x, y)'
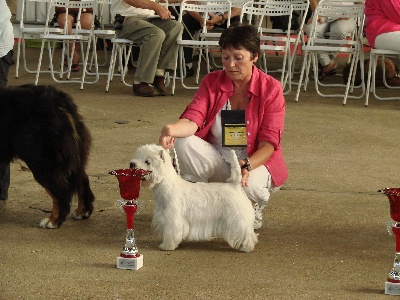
top-left (253, 203), bottom-right (263, 230)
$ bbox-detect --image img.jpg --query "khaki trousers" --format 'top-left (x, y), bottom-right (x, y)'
top-left (117, 16), bottom-right (183, 84)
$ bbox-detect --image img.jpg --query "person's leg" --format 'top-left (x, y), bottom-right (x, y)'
top-left (174, 136), bottom-right (231, 183)
top-left (77, 12), bottom-right (93, 64)
top-left (305, 20), bottom-right (331, 67)
top-left (374, 31), bottom-right (400, 52)
top-left (242, 165), bottom-right (281, 229)
top-left (0, 50), bottom-right (13, 202)
top-left (325, 18), bottom-right (356, 72)
top-left (118, 17), bottom-right (165, 84)
top-left (181, 14), bottom-right (201, 65)
top-left (151, 18), bottom-right (183, 72)
top-left (57, 14), bottom-right (79, 65)
top-left (0, 164), bottom-right (10, 201)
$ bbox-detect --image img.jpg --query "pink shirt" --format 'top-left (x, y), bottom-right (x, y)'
top-left (180, 67), bottom-right (288, 187)
top-left (365, 0), bottom-right (400, 48)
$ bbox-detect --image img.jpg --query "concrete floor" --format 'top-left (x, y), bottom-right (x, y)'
top-left (1, 45), bottom-right (400, 299)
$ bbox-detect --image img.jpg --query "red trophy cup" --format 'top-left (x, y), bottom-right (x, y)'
top-left (109, 168), bottom-right (151, 270)
top-left (379, 188), bottom-right (400, 295)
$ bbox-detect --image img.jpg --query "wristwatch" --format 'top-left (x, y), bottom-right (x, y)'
top-left (220, 14), bottom-right (226, 23)
top-left (241, 157), bottom-right (252, 171)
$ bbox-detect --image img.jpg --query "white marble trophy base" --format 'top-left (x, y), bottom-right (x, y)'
top-left (117, 254), bottom-right (143, 270)
top-left (385, 281), bottom-right (400, 295)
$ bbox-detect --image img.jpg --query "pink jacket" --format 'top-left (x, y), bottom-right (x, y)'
top-left (180, 67), bottom-right (288, 187)
top-left (365, 0), bottom-right (400, 48)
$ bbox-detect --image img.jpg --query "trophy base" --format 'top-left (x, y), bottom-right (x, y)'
top-left (385, 281), bottom-right (400, 295)
top-left (116, 254), bottom-right (143, 270)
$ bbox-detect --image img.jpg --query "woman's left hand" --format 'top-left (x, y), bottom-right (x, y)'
top-left (239, 159), bottom-right (250, 187)
top-left (240, 168), bottom-right (250, 187)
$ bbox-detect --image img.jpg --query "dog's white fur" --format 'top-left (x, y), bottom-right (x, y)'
top-left (130, 144), bottom-right (258, 252)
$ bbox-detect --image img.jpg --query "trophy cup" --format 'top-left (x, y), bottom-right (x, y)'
top-left (109, 168), bottom-right (151, 270)
top-left (379, 187), bottom-right (400, 295)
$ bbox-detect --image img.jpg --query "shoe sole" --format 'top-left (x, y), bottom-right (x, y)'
top-left (133, 91), bottom-right (156, 97)
top-left (154, 88), bottom-right (167, 96)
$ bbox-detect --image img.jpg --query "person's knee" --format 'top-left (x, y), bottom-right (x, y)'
top-left (153, 27), bottom-right (166, 41)
top-left (80, 16), bottom-right (92, 29)
top-left (244, 185), bottom-right (271, 207)
top-left (174, 136), bottom-right (194, 154)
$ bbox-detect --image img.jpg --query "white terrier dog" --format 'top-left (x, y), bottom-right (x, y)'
top-left (130, 144), bottom-right (258, 252)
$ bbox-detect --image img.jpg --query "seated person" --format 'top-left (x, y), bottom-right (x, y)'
top-left (305, 0), bottom-right (357, 80)
top-left (54, 1), bottom-right (94, 72)
top-left (111, 0), bottom-right (183, 97)
top-left (364, 0), bottom-right (400, 52)
top-left (180, 7), bottom-right (242, 76)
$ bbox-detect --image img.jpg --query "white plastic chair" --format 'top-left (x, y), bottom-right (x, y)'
top-left (35, 0), bottom-right (99, 89)
top-left (105, 37), bottom-right (136, 92)
top-left (199, 0), bottom-right (249, 69)
top-left (240, 1), bottom-right (293, 93)
top-left (295, 0), bottom-right (365, 105)
top-left (90, 0), bottom-right (116, 70)
top-left (15, 0), bottom-right (63, 78)
top-left (259, 0), bottom-right (309, 94)
top-left (172, 0), bottom-right (232, 94)
top-left (365, 49), bottom-right (400, 106)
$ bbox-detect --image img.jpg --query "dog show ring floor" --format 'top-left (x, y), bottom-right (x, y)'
top-left (1, 46), bottom-right (400, 299)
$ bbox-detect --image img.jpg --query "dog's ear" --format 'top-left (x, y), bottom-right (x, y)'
top-left (159, 149), bottom-right (166, 162)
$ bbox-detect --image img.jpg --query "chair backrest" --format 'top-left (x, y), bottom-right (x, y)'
top-left (230, 0), bottom-right (250, 9)
top-left (18, 0), bottom-right (53, 28)
top-left (308, 0), bottom-right (365, 42)
top-left (96, 0), bottom-right (114, 27)
top-left (43, 0), bottom-right (97, 35)
top-left (179, 0), bottom-right (232, 33)
top-left (259, 0), bottom-right (309, 34)
top-left (240, 1), bottom-right (293, 33)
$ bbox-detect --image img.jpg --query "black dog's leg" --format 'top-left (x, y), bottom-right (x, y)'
top-left (39, 187), bottom-right (73, 229)
top-left (71, 171), bottom-right (94, 220)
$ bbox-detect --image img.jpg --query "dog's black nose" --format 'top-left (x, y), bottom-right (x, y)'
top-left (129, 162), bottom-right (136, 169)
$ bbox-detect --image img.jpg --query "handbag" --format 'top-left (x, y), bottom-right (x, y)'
top-left (343, 57), bottom-right (400, 87)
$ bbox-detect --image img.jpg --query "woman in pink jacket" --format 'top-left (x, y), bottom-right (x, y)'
top-left (159, 24), bottom-right (288, 230)
top-left (364, 0), bottom-right (400, 51)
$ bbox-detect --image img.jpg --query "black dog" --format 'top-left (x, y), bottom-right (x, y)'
top-left (0, 84), bottom-right (94, 228)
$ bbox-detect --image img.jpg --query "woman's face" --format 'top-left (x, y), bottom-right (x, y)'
top-left (221, 46), bottom-right (258, 82)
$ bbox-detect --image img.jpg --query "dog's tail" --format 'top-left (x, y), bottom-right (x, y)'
top-left (226, 150), bottom-right (241, 185)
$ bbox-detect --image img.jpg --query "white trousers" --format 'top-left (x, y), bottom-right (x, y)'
top-left (174, 136), bottom-right (281, 208)
top-left (305, 18), bottom-right (356, 66)
top-left (375, 31), bottom-right (400, 52)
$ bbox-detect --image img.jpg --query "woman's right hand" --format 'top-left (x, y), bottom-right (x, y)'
top-left (159, 125), bottom-right (176, 149)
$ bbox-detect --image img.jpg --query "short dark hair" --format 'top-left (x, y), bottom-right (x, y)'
top-left (219, 24), bottom-right (260, 57)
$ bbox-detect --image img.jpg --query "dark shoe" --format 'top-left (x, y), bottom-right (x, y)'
top-left (133, 82), bottom-right (156, 97)
top-left (71, 64), bottom-right (79, 72)
top-left (152, 76), bottom-right (167, 96)
top-left (185, 66), bottom-right (194, 77)
top-left (176, 66), bottom-right (194, 78)
top-left (318, 60), bottom-right (337, 81)
top-left (318, 68), bottom-right (337, 81)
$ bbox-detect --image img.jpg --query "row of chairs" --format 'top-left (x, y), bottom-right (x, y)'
top-left (295, 0), bottom-right (400, 106)
top-left (15, 0), bottom-right (400, 105)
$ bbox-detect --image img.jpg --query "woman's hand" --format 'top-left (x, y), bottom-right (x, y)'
top-left (159, 119), bottom-right (198, 149)
top-left (238, 159), bottom-right (250, 187)
top-left (159, 125), bottom-right (176, 149)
